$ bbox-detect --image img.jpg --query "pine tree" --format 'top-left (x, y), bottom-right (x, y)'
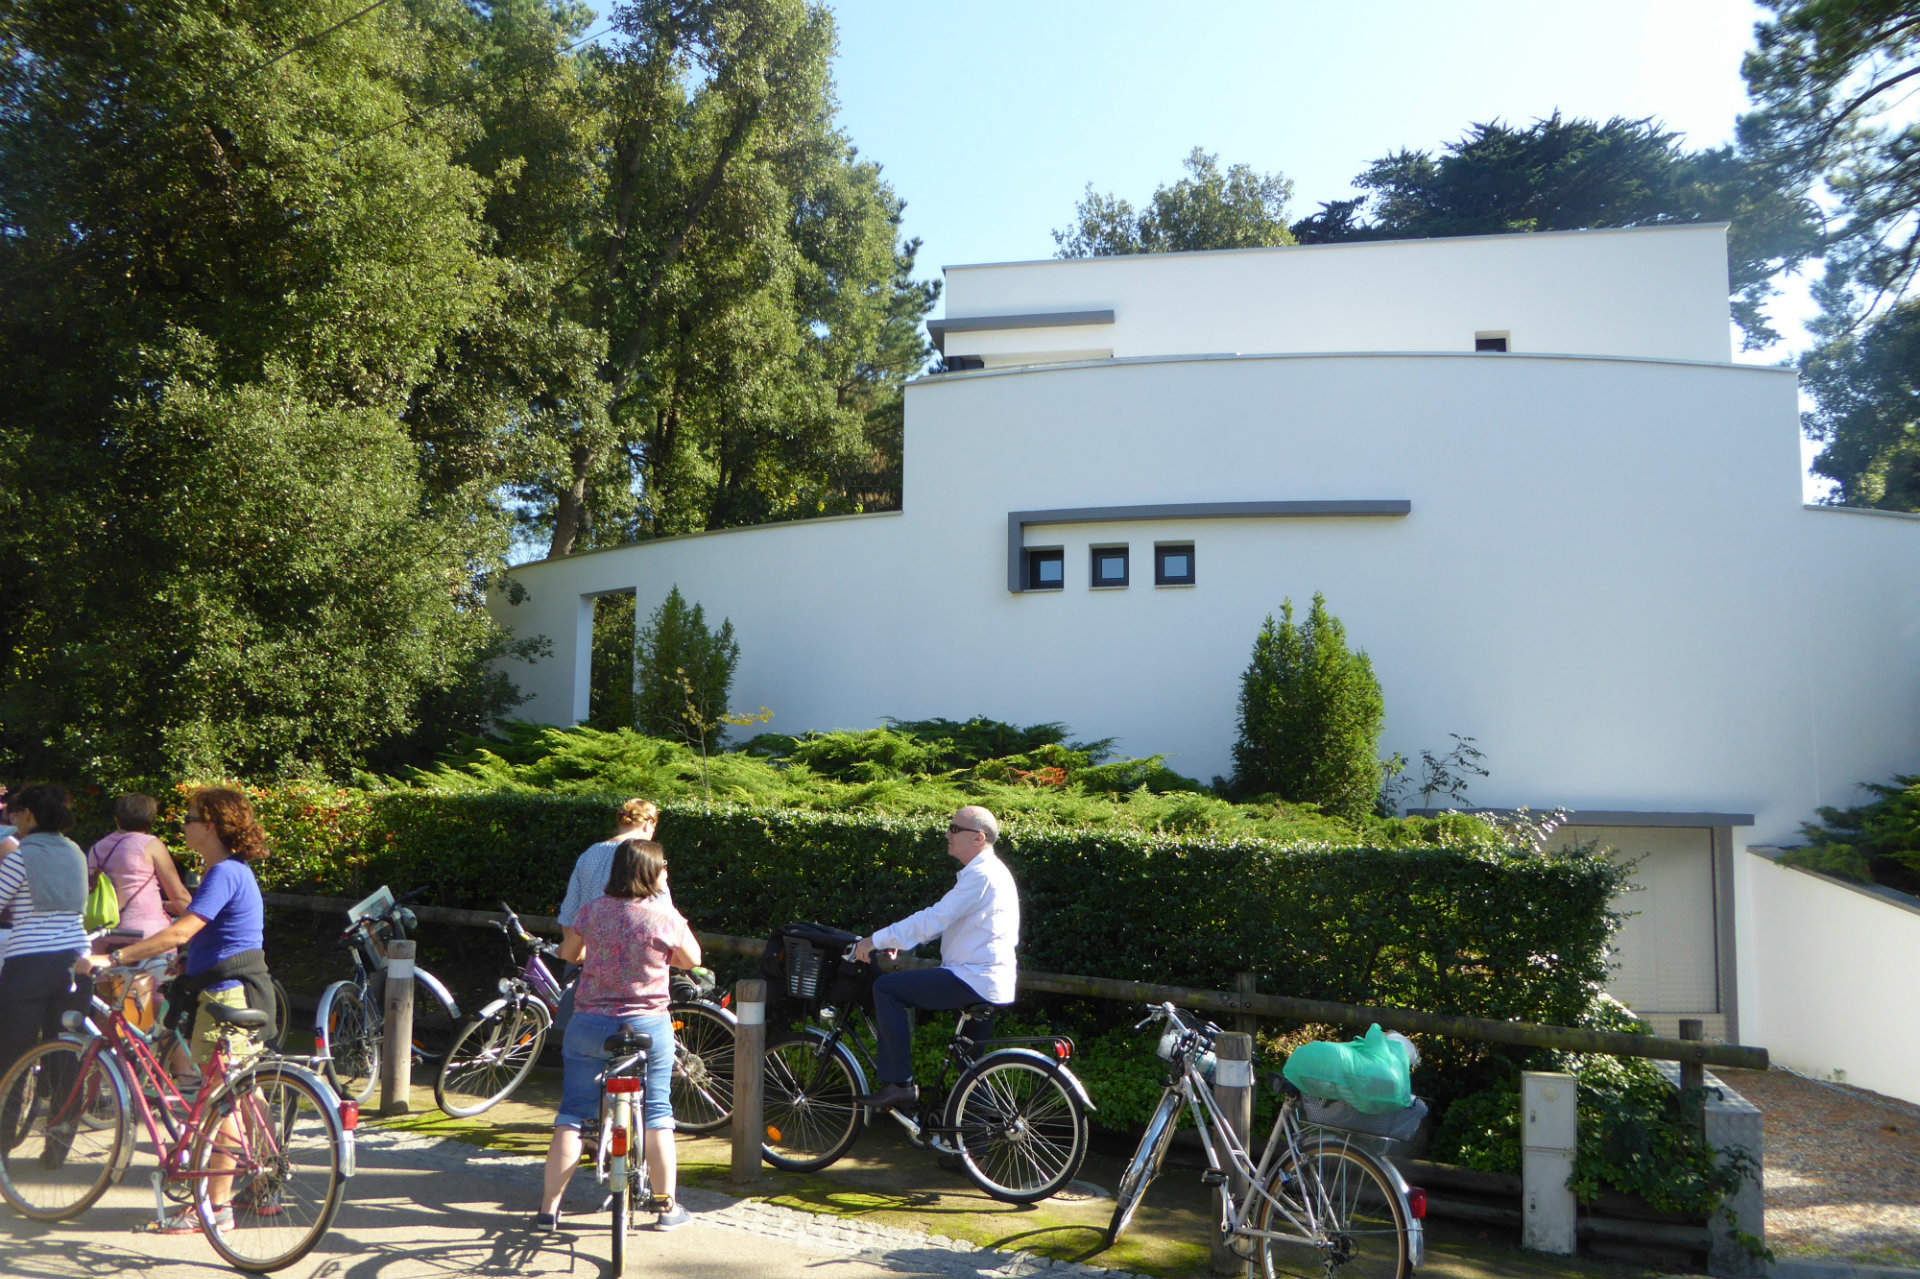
top-left (634, 588), bottom-right (740, 753)
top-left (1230, 594), bottom-right (1386, 823)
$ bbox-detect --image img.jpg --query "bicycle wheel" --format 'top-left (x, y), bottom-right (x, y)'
top-left (435, 998), bottom-right (551, 1118)
top-left (611, 1101), bottom-right (633, 1277)
top-left (318, 983), bottom-right (379, 1105)
top-left (761, 1032), bottom-right (863, 1171)
top-left (1107, 1086), bottom-right (1182, 1244)
top-left (193, 1063), bottom-right (346, 1273)
top-left (946, 1053), bottom-right (1088, 1203)
top-left (270, 978), bottom-right (291, 1049)
top-left (1254, 1137), bottom-right (1410, 1279)
top-left (0, 1040), bottom-right (127, 1220)
top-left (669, 1001), bottom-right (735, 1134)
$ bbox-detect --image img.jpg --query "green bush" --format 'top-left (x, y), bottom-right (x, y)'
top-left (634, 587), bottom-right (739, 752)
top-left (1231, 593), bottom-right (1386, 823)
top-left (1781, 773), bottom-right (1920, 894)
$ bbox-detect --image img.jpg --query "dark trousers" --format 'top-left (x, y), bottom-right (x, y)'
top-left (0, 949), bottom-right (87, 1082)
top-left (872, 967), bottom-right (985, 1086)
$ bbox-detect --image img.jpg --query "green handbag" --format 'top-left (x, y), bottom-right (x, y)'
top-left (83, 861), bottom-right (120, 933)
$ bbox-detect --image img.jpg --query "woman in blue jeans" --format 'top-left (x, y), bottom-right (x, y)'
top-left (538, 839), bottom-right (701, 1233)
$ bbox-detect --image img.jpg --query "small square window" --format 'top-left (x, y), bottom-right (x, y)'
top-left (1090, 545), bottom-right (1129, 588)
top-left (1474, 332), bottom-right (1509, 352)
top-left (1026, 548), bottom-right (1064, 590)
top-left (1155, 543), bottom-right (1195, 586)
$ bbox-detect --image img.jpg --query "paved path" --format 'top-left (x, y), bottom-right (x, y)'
top-left (0, 1125), bottom-right (1134, 1279)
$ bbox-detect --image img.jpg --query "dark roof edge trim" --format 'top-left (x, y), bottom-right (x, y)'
top-left (928, 309), bottom-right (1116, 353)
top-left (1406, 808), bottom-right (1756, 827)
top-left (1008, 500), bottom-right (1410, 592)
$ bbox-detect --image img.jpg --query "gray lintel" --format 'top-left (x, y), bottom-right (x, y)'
top-left (1007, 499), bottom-right (1410, 592)
top-left (928, 309), bottom-right (1115, 353)
top-left (1406, 808), bottom-right (1756, 827)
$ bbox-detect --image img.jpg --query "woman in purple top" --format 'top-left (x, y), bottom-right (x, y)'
top-left (76, 786), bottom-right (273, 1235)
top-left (536, 838), bottom-right (700, 1234)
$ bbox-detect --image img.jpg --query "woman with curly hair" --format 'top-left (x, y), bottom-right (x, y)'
top-left (76, 786), bottom-right (276, 1234)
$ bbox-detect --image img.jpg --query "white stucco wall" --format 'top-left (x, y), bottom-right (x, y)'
top-left (940, 224), bottom-right (1732, 367)
top-left (1743, 852), bottom-right (1920, 1103)
top-left (492, 350), bottom-right (1920, 851)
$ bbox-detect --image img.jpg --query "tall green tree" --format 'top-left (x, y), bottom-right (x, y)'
top-left (1230, 594), bottom-right (1386, 824)
top-left (0, 0), bottom-right (530, 781)
top-left (1053, 148), bottom-right (1296, 257)
top-left (634, 587), bottom-right (739, 752)
top-left (531, 0), bottom-right (937, 556)
top-left (1742, 0), bottom-right (1920, 509)
top-left (1292, 114), bottom-right (1821, 349)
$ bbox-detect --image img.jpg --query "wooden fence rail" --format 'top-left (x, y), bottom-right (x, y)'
top-left (265, 892), bottom-right (1769, 1071)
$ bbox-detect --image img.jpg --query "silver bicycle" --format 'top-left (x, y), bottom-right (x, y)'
top-left (1108, 1003), bottom-right (1425, 1278)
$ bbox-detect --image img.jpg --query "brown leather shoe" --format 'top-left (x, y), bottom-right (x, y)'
top-left (855, 1082), bottom-right (918, 1111)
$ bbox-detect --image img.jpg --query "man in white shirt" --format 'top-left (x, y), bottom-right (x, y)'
top-left (852, 806), bottom-right (1018, 1110)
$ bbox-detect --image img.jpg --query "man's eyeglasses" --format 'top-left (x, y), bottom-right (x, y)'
top-left (947, 824), bottom-right (981, 836)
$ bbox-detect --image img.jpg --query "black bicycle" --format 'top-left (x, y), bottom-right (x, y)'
top-left (759, 924), bottom-right (1094, 1203)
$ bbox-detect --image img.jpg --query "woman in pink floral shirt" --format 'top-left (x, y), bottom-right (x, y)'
top-left (536, 839), bottom-right (700, 1234)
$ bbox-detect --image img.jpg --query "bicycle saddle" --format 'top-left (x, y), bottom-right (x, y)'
top-left (604, 1030), bottom-right (653, 1056)
top-left (204, 1003), bottom-right (271, 1030)
top-left (961, 1002), bottom-right (1010, 1018)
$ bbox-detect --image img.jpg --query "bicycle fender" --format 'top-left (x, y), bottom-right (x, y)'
top-left (470, 996), bottom-right (511, 1023)
top-left (794, 1025), bottom-right (871, 1100)
top-left (413, 967), bottom-right (461, 1021)
top-left (313, 980), bottom-right (354, 1052)
top-left (974, 1047), bottom-right (1097, 1112)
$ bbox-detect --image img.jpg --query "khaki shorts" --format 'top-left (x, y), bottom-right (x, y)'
top-left (190, 985), bottom-right (267, 1069)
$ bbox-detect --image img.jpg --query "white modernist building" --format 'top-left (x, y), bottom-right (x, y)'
top-left (493, 224), bottom-right (1920, 1079)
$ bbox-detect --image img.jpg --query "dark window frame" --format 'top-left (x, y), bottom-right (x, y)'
top-left (1089, 544), bottom-right (1130, 589)
top-left (1025, 547), bottom-right (1065, 591)
top-left (1474, 332), bottom-right (1509, 352)
top-left (1154, 542), bottom-right (1196, 586)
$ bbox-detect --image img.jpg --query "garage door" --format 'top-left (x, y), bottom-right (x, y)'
top-left (1549, 824), bottom-right (1720, 1016)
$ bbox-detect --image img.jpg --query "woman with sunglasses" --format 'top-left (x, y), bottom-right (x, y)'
top-left (75, 786), bottom-right (275, 1234)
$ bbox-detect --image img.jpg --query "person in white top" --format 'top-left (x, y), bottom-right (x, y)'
top-left (551, 798), bottom-right (660, 1034)
top-left (851, 806), bottom-right (1018, 1111)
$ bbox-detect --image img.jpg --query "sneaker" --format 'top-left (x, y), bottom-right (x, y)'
top-left (654, 1201), bottom-right (692, 1232)
top-left (38, 1123), bottom-right (74, 1171)
top-left (235, 1176), bottom-right (283, 1217)
top-left (531, 1210), bottom-right (560, 1232)
top-left (142, 1205), bottom-right (234, 1235)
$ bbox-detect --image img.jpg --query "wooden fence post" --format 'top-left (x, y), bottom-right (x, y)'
top-left (1678, 1019), bottom-right (1705, 1094)
top-left (730, 979), bottom-right (766, 1185)
top-left (1211, 1032), bottom-right (1254, 1275)
top-left (1234, 972), bottom-right (1258, 1039)
top-left (380, 940), bottom-right (415, 1115)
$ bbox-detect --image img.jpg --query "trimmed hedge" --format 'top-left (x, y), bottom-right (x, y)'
top-left (244, 790), bottom-right (1626, 1043)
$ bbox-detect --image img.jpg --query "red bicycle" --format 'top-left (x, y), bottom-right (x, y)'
top-left (0, 959), bottom-right (355, 1272)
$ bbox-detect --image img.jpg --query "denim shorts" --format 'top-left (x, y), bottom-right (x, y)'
top-left (556, 1010), bottom-right (674, 1132)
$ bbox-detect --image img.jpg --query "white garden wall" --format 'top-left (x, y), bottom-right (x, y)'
top-left (1743, 849), bottom-right (1920, 1104)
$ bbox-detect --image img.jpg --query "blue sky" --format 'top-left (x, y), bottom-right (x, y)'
top-left (818, 0), bottom-right (1829, 491)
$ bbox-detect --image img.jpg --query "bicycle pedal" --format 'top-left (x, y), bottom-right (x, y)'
top-left (1199, 1170), bottom-right (1229, 1186)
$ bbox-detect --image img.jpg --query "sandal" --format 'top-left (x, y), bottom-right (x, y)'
top-left (142, 1204), bottom-right (234, 1235)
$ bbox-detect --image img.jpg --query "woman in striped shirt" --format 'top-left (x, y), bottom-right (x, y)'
top-left (0, 783), bottom-right (89, 1082)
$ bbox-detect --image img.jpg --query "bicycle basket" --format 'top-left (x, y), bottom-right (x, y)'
top-left (783, 936), bottom-right (824, 1001)
top-left (1300, 1095), bottom-right (1429, 1143)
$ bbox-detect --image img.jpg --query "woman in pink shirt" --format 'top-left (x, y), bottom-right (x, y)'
top-left (87, 793), bottom-right (193, 947)
top-left (536, 838), bottom-right (700, 1234)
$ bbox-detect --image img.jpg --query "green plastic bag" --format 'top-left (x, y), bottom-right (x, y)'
top-left (1281, 1023), bottom-right (1413, 1114)
top-left (83, 866), bottom-right (120, 933)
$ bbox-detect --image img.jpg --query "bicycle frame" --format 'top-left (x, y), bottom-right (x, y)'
top-left (1139, 1005), bottom-right (1422, 1259)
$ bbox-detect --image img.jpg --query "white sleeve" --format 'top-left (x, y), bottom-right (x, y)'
top-left (871, 871), bottom-right (987, 953)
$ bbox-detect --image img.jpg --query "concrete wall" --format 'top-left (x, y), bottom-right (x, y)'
top-left (1743, 850), bottom-right (1920, 1103)
top-left (941, 224), bottom-right (1732, 366)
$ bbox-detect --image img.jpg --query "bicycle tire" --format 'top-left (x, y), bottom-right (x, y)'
top-left (945, 1052), bottom-right (1089, 1203)
top-left (435, 998), bottom-right (551, 1118)
top-left (669, 1000), bottom-right (735, 1134)
top-left (270, 977), bottom-right (291, 1050)
top-left (317, 982), bottom-right (379, 1105)
top-left (193, 1062), bottom-right (347, 1273)
top-left (0, 1040), bottom-right (128, 1220)
top-left (761, 1031), bottom-right (864, 1172)
top-left (1254, 1136), bottom-right (1410, 1279)
top-left (611, 1099), bottom-right (633, 1277)
top-left (406, 968), bottom-right (462, 1064)
top-left (1107, 1086), bottom-right (1182, 1244)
